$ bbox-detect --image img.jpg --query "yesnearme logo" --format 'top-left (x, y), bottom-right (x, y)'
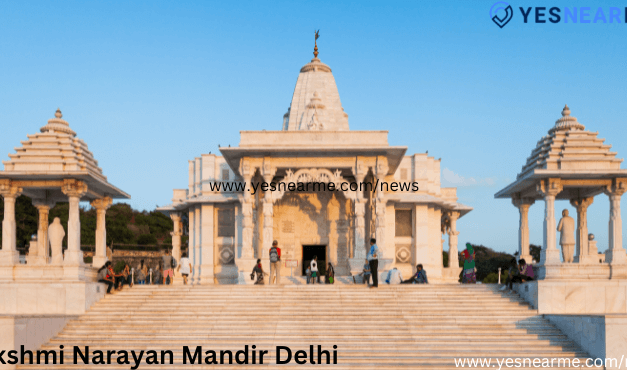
top-left (491, 3), bottom-right (627, 28)
top-left (491, 2), bottom-right (514, 28)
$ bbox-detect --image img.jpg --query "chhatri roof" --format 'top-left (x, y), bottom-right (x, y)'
top-left (495, 105), bottom-right (627, 199)
top-left (0, 109), bottom-right (130, 200)
top-left (282, 41), bottom-right (349, 131)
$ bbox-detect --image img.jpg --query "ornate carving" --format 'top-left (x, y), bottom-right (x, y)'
top-left (90, 197), bottom-right (112, 211)
top-left (0, 179), bottom-right (23, 199)
top-left (604, 178), bottom-right (627, 197)
top-left (61, 179), bottom-right (88, 198)
top-left (536, 178), bottom-right (562, 198)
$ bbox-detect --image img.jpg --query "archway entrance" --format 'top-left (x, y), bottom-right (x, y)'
top-left (302, 245), bottom-right (326, 275)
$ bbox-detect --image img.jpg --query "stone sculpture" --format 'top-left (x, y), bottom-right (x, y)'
top-left (557, 209), bottom-right (575, 263)
top-left (49, 217), bottom-right (65, 265)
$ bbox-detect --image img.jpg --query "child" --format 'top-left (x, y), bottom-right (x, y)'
top-left (306, 265), bottom-right (312, 284)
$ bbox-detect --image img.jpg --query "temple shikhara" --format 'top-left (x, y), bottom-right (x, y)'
top-left (158, 44), bottom-right (472, 284)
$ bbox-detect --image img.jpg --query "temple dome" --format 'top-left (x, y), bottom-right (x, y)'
top-left (516, 105), bottom-right (622, 180)
top-left (3, 109), bottom-right (107, 183)
top-left (282, 55), bottom-right (349, 131)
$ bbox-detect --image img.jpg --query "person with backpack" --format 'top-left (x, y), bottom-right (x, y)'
top-left (269, 240), bottom-right (281, 284)
top-left (310, 256), bottom-right (318, 285)
top-left (162, 249), bottom-right (176, 285)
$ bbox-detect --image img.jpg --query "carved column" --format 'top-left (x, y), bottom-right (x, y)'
top-left (169, 212), bottom-right (183, 262)
top-left (537, 179), bottom-right (563, 265)
top-left (570, 197), bottom-right (594, 263)
top-left (512, 196), bottom-right (535, 263)
top-left (375, 162), bottom-right (389, 256)
top-left (261, 164), bottom-right (276, 259)
top-left (90, 197), bottom-right (112, 268)
top-left (447, 211), bottom-right (460, 268)
top-left (241, 163), bottom-right (254, 259)
top-left (0, 180), bottom-right (23, 266)
top-left (32, 200), bottom-right (55, 265)
top-left (61, 179), bottom-right (88, 266)
top-left (605, 179), bottom-right (627, 264)
top-left (353, 165), bottom-right (367, 260)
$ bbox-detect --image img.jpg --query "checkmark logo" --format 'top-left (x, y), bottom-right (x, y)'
top-left (490, 2), bottom-right (513, 28)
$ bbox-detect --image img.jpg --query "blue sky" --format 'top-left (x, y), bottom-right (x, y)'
top-left (1, 1), bottom-right (626, 255)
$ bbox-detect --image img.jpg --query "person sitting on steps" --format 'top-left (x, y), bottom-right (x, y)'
top-left (251, 259), bottom-right (266, 285)
top-left (97, 261), bottom-right (115, 294)
top-left (402, 264), bottom-right (428, 284)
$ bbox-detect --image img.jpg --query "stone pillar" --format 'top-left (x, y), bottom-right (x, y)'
top-left (447, 211), bottom-right (460, 268)
top-left (31, 201), bottom-right (55, 266)
top-left (353, 168), bottom-right (367, 260)
top-left (0, 180), bottom-right (23, 266)
top-left (570, 197), bottom-right (594, 263)
top-left (537, 179), bottom-right (563, 265)
top-left (354, 199), bottom-right (366, 260)
top-left (61, 179), bottom-right (88, 266)
top-left (375, 162), bottom-right (389, 257)
top-left (169, 212), bottom-right (182, 262)
top-left (169, 212), bottom-right (183, 285)
top-left (199, 204), bottom-right (214, 284)
top-left (605, 179), bottom-right (627, 264)
top-left (261, 164), bottom-right (276, 260)
top-left (241, 163), bottom-right (254, 259)
top-left (90, 197), bottom-right (112, 268)
top-left (188, 207), bottom-right (197, 283)
top-left (512, 196), bottom-right (535, 263)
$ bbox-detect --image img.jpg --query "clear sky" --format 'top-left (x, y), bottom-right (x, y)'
top-left (1, 0), bottom-right (625, 255)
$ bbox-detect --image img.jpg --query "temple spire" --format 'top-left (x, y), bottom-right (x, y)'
top-left (313, 30), bottom-right (319, 58)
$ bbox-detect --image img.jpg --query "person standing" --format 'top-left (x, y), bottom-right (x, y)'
top-left (178, 252), bottom-right (192, 285)
top-left (460, 243), bottom-right (476, 284)
top-left (367, 238), bottom-right (380, 288)
top-left (162, 249), bottom-right (174, 285)
top-left (326, 262), bottom-right (335, 284)
top-left (269, 240), bottom-right (281, 284)
top-left (310, 256), bottom-right (318, 285)
top-left (136, 259), bottom-right (148, 285)
top-left (306, 265), bottom-right (312, 284)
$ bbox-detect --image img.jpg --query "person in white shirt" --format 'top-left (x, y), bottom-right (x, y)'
top-left (386, 267), bottom-right (403, 285)
top-left (310, 256), bottom-right (318, 285)
top-left (178, 252), bottom-right (192, 285)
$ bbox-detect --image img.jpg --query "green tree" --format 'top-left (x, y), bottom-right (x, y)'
top-left (105, 204), bottom-right (136, 245)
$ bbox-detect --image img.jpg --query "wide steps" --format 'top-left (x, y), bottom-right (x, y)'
top-left (17, 285), bottom-right (588, 369)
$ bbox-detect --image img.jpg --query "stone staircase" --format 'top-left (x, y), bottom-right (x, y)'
top-left (18, 284), bottom-right (588, 369)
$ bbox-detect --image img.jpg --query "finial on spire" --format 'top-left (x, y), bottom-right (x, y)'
top-left (550, 104), bottom-right (584, 133)
top-left (314, 30), bottom-right (320, 58)
top-left (562, 104), bottom-right (570, 117)
top-left (55, 108), bottom-right (62, 119)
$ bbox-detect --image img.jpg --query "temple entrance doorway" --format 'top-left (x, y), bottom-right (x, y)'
top-left (302, 245), bottom-right (326, 276)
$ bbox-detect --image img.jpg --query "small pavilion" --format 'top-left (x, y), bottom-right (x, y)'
top-left (495, 105), bottom-right (627, 280)
top-left (0, 109), bottom-right (130, 284)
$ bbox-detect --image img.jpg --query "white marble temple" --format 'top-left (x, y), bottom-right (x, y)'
top-left (158, 46), bottom-right (472, 283)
